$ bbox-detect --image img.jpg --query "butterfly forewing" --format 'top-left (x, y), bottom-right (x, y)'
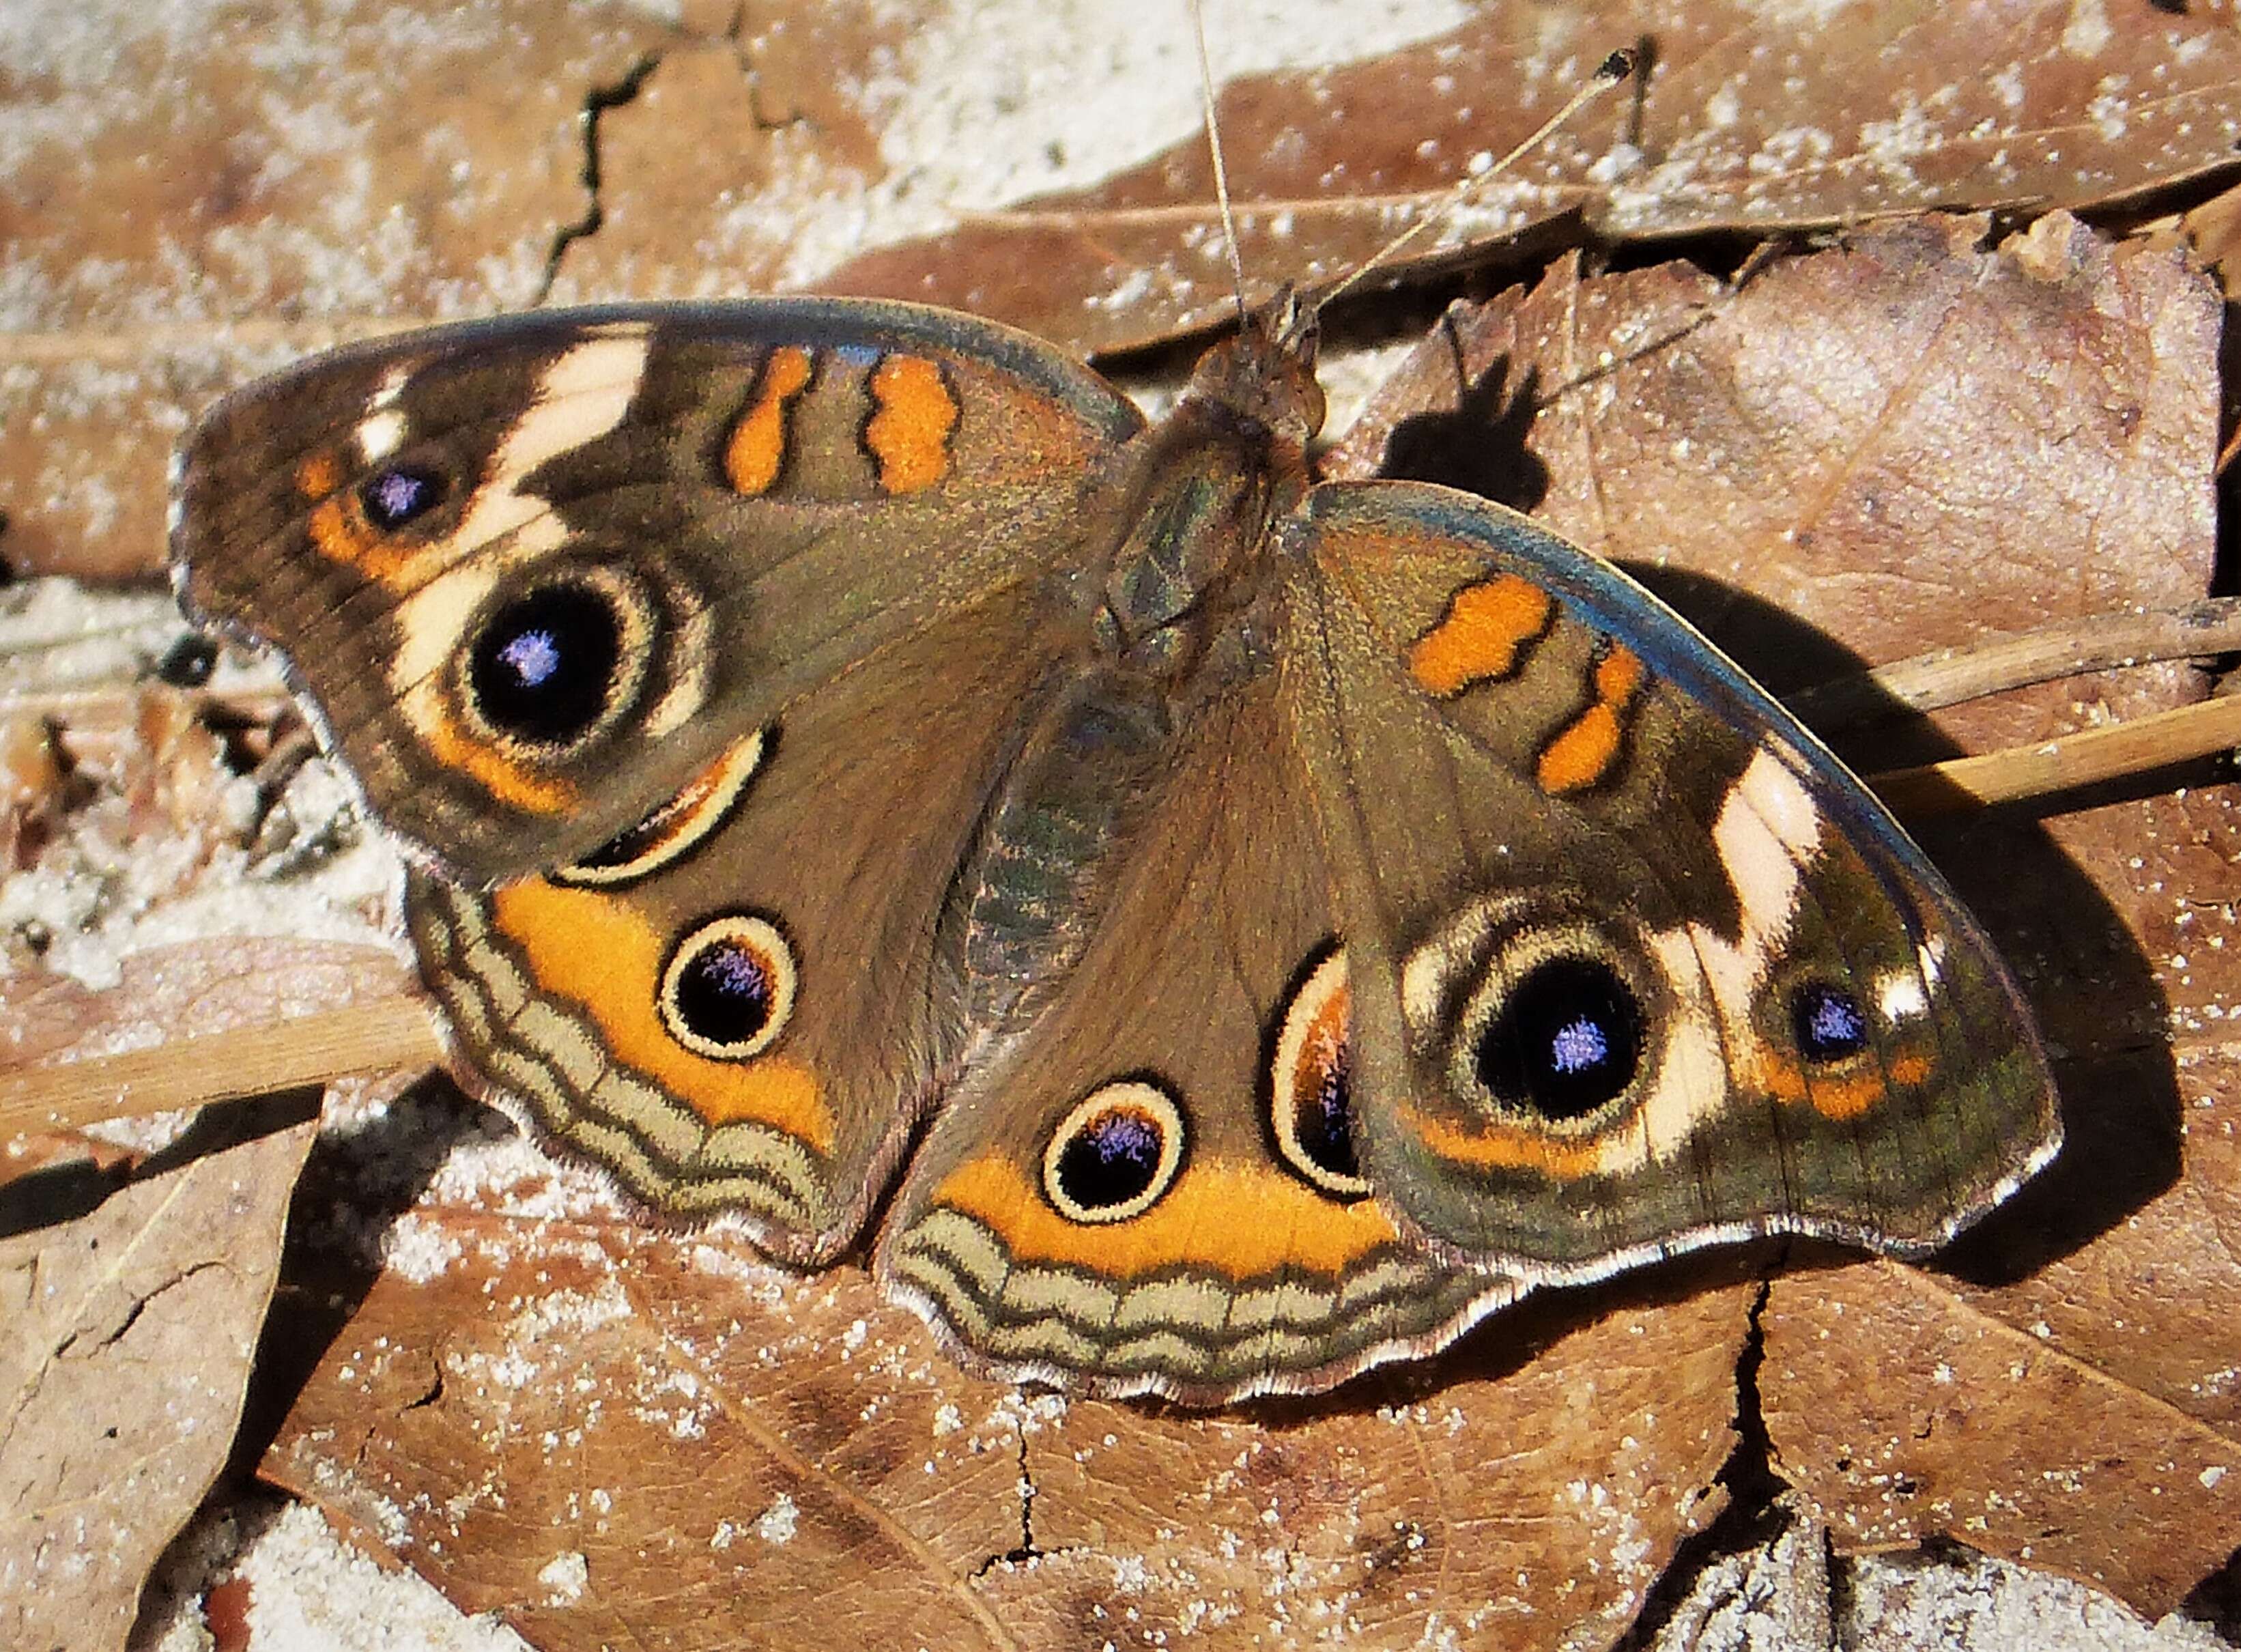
top-left (1279, 482), bottom-right (2061, 1281)
top-left (404, 582), bottom-right (1094, 1264)
top-left (172, 300), bottom-right (1144, 886)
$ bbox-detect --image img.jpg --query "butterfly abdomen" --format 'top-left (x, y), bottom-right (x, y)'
top-left (954, 674), bottom-right (1180, 1031)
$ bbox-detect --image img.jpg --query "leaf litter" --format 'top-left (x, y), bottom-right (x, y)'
top-left (4, 1), bottom-right (2241, 1647)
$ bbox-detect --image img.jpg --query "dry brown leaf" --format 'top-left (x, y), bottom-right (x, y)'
top-left (823, 2), bottom-right (2241, 351)
top-left (0, 937), bottom-right (414, 1074)
top-left (0, 730), bottom-right (414, 1623)
top-left (1758, 822), bottom-right (2241, 1610)
top-left (0, 711), bottom-right (66, 871)
top-left (10, 1), bottom-right (2240, 579)
top-left (265, 1141), bottom-right (1755, 1652)
top-left (0, 1107), bottom-right (315, 1652)
top-left (0, 0), bottom-right (1239, 579)
top-left (1330, 214), bottom-right (2214, 722)
top-left (0, 929), bottom-right (409, 1225)
top-left (1765, 1183), bottom-right (2241, 1613)
top-left (8, 204), bottom-right (2226, 1652)
top-left (0, 818), bottom-right (409, 1641)
top-left (2182, 181), bottom-right (2241, 302)
top-left (0, 6), bottom-right (687, 332)
top-left (0, 0), bottom-right (685, 578)
top-left (7, 0), bottom-right (2239, 1642)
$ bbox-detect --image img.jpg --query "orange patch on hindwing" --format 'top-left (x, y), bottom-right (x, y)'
top-left (1538, 642), bottom-right (1646, 794)
top-left (864, 354), bottom-right (959, 494)
top-left (489, 879), bottom-right (833, 1152)
top-left (930, 1154), bottom-right (1402, 1278)
top-left (1410, 574), bottom-right (1555, 696)
top-left (724, 345), bottom-right (814, 496)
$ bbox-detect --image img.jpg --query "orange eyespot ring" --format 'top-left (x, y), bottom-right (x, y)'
top-left (1269, 948), bottom-right (1369, 1198)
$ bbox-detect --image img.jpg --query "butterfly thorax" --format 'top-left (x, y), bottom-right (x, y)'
top-left (952, 297), bottom-right (1326, 1038)
top-left (1094, 290), bottom-right (1323, 664)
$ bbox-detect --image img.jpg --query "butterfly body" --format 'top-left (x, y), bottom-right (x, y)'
top-left (172, 285), bottom-right (2059, 1403)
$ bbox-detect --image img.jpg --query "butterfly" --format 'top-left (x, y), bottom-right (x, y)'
top-left (167, 270), bottom-right (2061, 1406)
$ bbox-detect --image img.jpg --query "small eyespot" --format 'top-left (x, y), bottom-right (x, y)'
top-left (1042, 1081), bottom-right (1186, 1225)
top-left (1476, 956), bottom-right (1644, 1120)
top-left (468, 584), bottom-right (624, 747)
top-left (1270, 948), bottom-right (1369, 1198)
top-left (1791, 982), bottom-right (1870, 1064)
top-left (658, 915), bottom-right (796, 1060)
top-left (359, 466), bottom-right (443, 529)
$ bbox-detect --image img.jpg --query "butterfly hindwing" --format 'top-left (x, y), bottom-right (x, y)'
top-left (876, 667), bottom-right (1519, 1402)
top-left (406, 582), bottom-right (1089, 1262)
top-left (1279, 481), bottom-right (2060, 1280)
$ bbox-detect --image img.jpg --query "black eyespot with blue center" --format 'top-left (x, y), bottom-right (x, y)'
top-left (1044, 1083), bottom-right (1185, 1223)
top-left (359, 466), bottom-right (443, 529)
top-left (1477, 957), bottom-right (1643, 1120)
top-left (676, 941), bottom-right (771, 1045)
top-left (1791, 982), bottom-right (1870, 1064)
top-left (1057, 1113), bottom-right (1160, 1208)
top-left (467, 585), bottom-right (622, 745)
top-left (658, 915), bottom-right (795, 1060)
top-left (1295, 1059), bottom-right (1359, 1184)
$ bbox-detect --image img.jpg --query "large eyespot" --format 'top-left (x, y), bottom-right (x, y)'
top-left (1269, 948), bottom-right (1369, 1198)
top-left (658, 915), bottom-right (796, 1060)
top-left (1474, 956), bottom-right (1644, 1121)
top-left (1405, 895), bottom-right (1685, 1138)
top-left (1041, 1081), bottom-right (1186, 1224)
top-left (1790, 982), bottom-right (1870, 1064)
top-left (467, 582), bottom-right (627, 747)
top-left (359, 465), bottom-right (444, 529)
top-left (552, 730), bottom-right (769, 888)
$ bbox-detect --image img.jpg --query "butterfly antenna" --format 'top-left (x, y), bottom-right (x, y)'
top-left (1189, 0), bottom-right (1251, 326)
top-left (1318, 46), bottom-right (1638, 311)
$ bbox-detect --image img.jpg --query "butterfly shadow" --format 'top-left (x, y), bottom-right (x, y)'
top-left (0, 1144), bottom-right (134, 1241)
top-left (1368, 350), bottom-right (1554, 514)
top-left (225, 1069), bottom-right (512, 1477)
top-left (0, 1085), bottom-right (325, 1242)
top-left (1221, 1241), bottom-right (1783, 1427)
